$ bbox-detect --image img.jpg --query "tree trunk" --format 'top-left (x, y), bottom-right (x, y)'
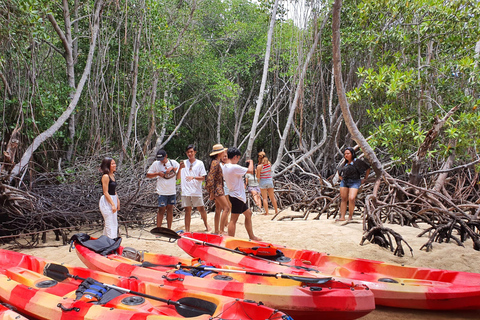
top-left (143, 71), bottom-right (159, 155)
top-left (245, 0), bottom-right (278, 160)
top-left (332, 0), bottom-right (383, 178)
top-left (433, 140), bottom-right (456, 193)
top-left (120, 15), bottom-right (143, 166)
top-left (409, 105), bottom-right (459, 185)
top-left (272, 14), bottom-right (328, 171)
top-left (11, 0), bottom-right (105, 178)
top-left (47, 0), bottom-right (77, 162)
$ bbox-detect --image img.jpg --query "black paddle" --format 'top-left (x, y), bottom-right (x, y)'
top-left (150, 227), bottom-right (321, 273)
top-left (43, 263), bottom-right (217, 318)
top-left (139, 260), bottom-right (332, 284)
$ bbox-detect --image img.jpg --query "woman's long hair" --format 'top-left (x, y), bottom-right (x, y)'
top-left (100, 157), bottom-right (113, 175)
top-left (344, 147), bottom-right (356, 159)
top-left (257, 151), bottom-right (270, 165)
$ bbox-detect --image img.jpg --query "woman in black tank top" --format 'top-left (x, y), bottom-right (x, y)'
top-left (99, 157), bottom-right (120, 238)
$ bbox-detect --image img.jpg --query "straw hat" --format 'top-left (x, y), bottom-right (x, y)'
top-left (209, 144), bottom-right (227, 156)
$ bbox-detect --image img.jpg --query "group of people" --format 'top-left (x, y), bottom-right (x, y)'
top-left (98, 145), bottom-right (370, 240)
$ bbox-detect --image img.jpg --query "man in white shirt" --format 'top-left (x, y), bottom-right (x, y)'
top-left (223, 147), bottom-right (261, 240)
top-left (146, 149), bottom-right (179, 229)
top-left (177, 144), bottom-right (211, 233)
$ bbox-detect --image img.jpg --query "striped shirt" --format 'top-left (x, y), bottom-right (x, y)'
top-left (259, 163), bottom-right (272, 179)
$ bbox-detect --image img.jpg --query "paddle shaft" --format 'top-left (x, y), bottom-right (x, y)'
top-left (140, 261), bottom-right (330, 283)
top-left (180, 234), bottom-right (319, 272)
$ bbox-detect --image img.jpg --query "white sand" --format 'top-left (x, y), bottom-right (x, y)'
top-left (4, 208), bottom-right (480, 319)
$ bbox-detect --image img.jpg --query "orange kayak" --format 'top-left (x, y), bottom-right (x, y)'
top-left (0, 248), bottom-right (291, 320)
top-left (0, 303), bottom-right (28, 320)
top-left (177, 232), bottom-right (480, 310)
top-left (73, 234), bottom-right (375, 320)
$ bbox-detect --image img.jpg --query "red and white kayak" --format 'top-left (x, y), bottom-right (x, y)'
top-left (73, 235), bottom-right (375, 320)
top-left (0, 248), bottom-right (291, 320)
top-left (177, 232), bottom-right (480, 310)
top-left (0, 303), bottom-right (28, 320)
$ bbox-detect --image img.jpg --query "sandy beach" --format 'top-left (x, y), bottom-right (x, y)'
top-left (3, 208), bottom-right (480, 319)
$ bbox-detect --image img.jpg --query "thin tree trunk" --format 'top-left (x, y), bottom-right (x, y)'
top-left (272, 14), bottom-right (328, 171)
top-left (11, 0), bottom-right (105, 177)
top-left (245, 0), bottom-right (278, 160)
top-left (120, 15), bottom-right (143, 165)
top-left (143, 71), bottom-right (159, 155)
top-left (48, 0), bottom-right (76, 162)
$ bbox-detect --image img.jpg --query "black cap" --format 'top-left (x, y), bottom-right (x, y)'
top-left (156, 149), bottom-right (167, 161)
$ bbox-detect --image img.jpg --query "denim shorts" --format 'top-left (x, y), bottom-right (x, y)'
top-left (158, 194), bottom-right (176, 207)
top-left (259, 178), bottom-right (274, 189)
top-left (340, 178), bottom-right (361, 189)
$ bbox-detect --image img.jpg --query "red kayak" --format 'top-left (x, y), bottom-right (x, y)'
top-left (176, 231), bottom-right (480, 310)
top-left (73, 233), bottom-right (375, 320)
top-left (0, 248), bottom-right (291, 320)
top-left (0, 303), bottom-right (28, 320)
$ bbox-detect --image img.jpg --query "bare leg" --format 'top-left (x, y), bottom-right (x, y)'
top-left (218, 196), bottom-right (231, 234)
top-left (227, 213), bottom-right (239, 237)
top-left (213, 198), bottom-right (222, 234)
top-left (267, 188), bottom-right (278, 214)
top-left (243, 209), bottom-right (261, 241)
top-left (157, 207), bottom-right (166, 228)
top-left (347, 188), bottom-right (359, 220)
top-left (338, 187), bottom-right (349, 221)
top-left (184, 206), bottom-right (192, 232)
top-left (166, 204), bottom-right (174, 229)
top-left (260, 188), bottom-right (269, 214)
top-left (197, 206), bottom-right (211, 232)
top-left (252, 190), bottom-right (262, 209)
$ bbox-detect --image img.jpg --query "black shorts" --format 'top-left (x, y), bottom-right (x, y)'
top-left (228, 196), bottom-right (248, 214)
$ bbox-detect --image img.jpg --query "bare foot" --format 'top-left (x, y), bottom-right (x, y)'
top-left (250, 236), bottom-right (262, 241)
top-left (335, 218), bottom-right (346, 222)
top-left (205, 226), bottom-right (212, 232)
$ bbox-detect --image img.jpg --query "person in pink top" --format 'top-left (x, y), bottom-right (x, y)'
top-left (256, 151), bottom-right (278, 215)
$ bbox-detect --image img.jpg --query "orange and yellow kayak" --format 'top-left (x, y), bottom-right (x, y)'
top-left (0, 248), bottom-right (291, 320)
top-left (177, 232), bottom-right (480, 310)
top-left (0, 303), bottom-right (28, 320)
top-left (73, 237), bottom-right (375, 320)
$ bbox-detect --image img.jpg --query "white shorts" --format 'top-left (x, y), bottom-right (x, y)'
top-left (182, 196), bottom-right (204, 208)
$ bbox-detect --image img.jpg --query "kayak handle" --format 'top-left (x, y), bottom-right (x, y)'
top-left (57, 303), bottom-right (80, 312)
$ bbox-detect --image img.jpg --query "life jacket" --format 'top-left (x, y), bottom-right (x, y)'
top-left (75, 277), bottom-right (123, 304)
top-left (235, 245), bottom-right (285, 260)
top-left (174, 265), bottom-right (213, 278)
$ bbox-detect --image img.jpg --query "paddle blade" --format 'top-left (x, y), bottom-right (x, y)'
top-left (176, 297), bottom-right (216, 318)
top-left (150, 227), bottom-right (181, 239)
top-left (43, 263), bottom-right (70, 282)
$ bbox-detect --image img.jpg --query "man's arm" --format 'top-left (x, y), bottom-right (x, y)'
top-left (146, 162), bottom-right (164, 179)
